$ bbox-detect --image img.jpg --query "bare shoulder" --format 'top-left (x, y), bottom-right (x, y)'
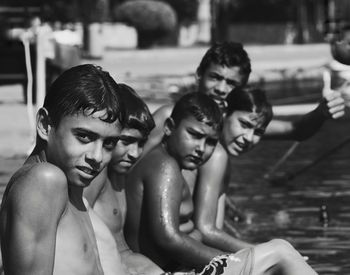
top-left (152, 103), bottom-right (174, 118)
top-left (3, 162), bottom-right (68, 213)
top-left (205, 143), bottom-right (228, 166)
top-left (152, 103), bottom-right (174, 125)
top-left (135, 146), bottom-right (180, 183)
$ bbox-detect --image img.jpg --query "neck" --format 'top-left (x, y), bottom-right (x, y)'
top-left (108, 169), bottom-right (126, 191)
top-left (68, 184), bottom-right (86, 211)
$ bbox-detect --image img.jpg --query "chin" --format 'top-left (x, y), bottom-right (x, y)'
top-left (182, 162), bottom-right (199, 171)
top-left (228, 148), bottom-right (240, 157)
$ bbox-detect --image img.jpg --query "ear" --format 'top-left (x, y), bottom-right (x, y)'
top-left (164, 117), bottom-right (175, 137)
top-left (36, 108), bottom-right (53, 141)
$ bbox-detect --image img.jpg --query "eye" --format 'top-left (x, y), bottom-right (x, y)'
top-left (103, 138), bottom-right (118, 151)
top-left (254, 129), bottom-right (265, 137)
top-left (226, 80), bottom-right (238, 88)
top-left (240, 120), bottom-right (250, 129)
top-left (76, 133), bottom-right (93, 144)
top-left (206, 138), bottom-right (218, 147)
top-left (138, 138), bottom-right (147, 148)
top-left (189, 131), bottom-right (202, 139)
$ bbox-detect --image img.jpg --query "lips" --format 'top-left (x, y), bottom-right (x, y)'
top-left (76, 166), bottom-right (99, 178)
top-left (187, 155), bottom-right (203, 165)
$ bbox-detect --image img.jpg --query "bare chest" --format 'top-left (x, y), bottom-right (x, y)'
top-left (93, 181), bottom-right (126, 234)
top-left (54, 204), bottom-right (102, 275)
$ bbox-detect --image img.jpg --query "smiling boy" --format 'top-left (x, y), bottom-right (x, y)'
top-left (84, 83), bottom-right (163, 275)
top-left (0, 64), bottom-right (124, 275)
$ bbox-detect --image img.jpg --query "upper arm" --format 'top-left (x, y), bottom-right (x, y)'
top-left (143, 105), bottom-right (173, 155)
top-left (194, 147), bottom-right (228, 233)
top-left (2, 164), bottom-right (67, 275)
top-left (143, 159), bottom-right (183, 242)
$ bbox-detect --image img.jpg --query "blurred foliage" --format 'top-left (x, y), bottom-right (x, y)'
top-left (160, 0), bottom-right (199, 26)
top-left (110, 0), bottom-right (198, 26)
top-left (113, 0), bottom-right (177, 48)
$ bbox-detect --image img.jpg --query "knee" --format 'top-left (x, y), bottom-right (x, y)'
top-left (267, 239), bottom-right (301, 261)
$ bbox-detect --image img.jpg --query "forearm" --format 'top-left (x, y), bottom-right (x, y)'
top-left (290, 100), bottom-right (328, 141)
top-left (159, 232), bottom-right (222, 269)
top-left (265, 101), bottom-right (328, 141)
top-left (200, 227), bottom-right (252, 253)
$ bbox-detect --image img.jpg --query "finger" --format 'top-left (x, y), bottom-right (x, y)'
top-left (327, 97), bottom-right (345, 108)
top-left (324, 90), bottom-right (342, 101)
top-left (330, 109), bottom-right (345, 119)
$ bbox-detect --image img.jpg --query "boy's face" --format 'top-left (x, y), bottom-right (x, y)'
top-left (221, 110), bottom-right (266, 156)
top-left (197, 63), bottom-right (247, 110)
top-left (46, 110), bottom-right (121, 187)
top-left (166, 115), bottom-right (219, 170)
top-left (109, 128), bottom-right (147, 174)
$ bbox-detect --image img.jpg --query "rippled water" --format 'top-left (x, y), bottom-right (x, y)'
top-left (226, 115), bottom-right (350, 274)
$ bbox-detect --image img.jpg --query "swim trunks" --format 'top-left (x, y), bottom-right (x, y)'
top-left (199, 248), bottom-right (254, 275)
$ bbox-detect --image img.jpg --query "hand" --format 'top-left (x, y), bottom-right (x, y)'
top-left (323, 90), bottom-right (345, 119)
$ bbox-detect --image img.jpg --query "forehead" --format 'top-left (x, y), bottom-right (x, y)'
top-left (178, 115), bottom-right (219, 137)
top-left (204, 63), bottom-right (244, 78)
top-left (57, 110), bottom-right (121, 136)
top-left (227, 110), bottom-right (266, 127)
top-left (120, 128), bottom-right (144, 138)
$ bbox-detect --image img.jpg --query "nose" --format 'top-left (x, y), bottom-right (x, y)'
top-left (243, 130), bottom-right (254, 143)
top-left (128, 144), bottom-right (141, 162)
top-left (86, 142), bottom-right (103, 169)
top-left (195, 139), bottom-right (205, 156)
top-left (214, 80), bottom-right (230, 97)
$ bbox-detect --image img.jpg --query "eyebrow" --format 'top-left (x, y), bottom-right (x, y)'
top-left (73, 127), bottom-right (119, 140)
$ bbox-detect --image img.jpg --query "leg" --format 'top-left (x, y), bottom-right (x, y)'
top-left (252, 239), bottom-right (318, 275)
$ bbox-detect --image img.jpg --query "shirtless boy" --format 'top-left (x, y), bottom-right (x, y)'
top-left (0, 64), bottom-right (123, 275)
top-left (193, 86), bottom-right (275, 252)
top-left (84, 83), bottom-right (163, 275)
top-left (125, 92), bottom-right (317, 274)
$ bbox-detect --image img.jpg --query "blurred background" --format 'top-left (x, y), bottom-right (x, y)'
top-left (1, 1), bottom-right (350, 274)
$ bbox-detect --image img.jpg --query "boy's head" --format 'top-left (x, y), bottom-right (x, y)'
top-left (37, 64), bottom-right (124, 187)
top-left (331, 26), bottom-right (350, 65)
top-left (196, 42), bottom-right (251, 109)
top-left (109, 83), bottom-right (155, 174)
top-left (221, 87), bottom-right (273, 156)
top-left (164, 92), bottom-right (222, 170)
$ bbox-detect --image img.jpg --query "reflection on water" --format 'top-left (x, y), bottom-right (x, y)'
top-left (226, 117), bottom-right (350, 274)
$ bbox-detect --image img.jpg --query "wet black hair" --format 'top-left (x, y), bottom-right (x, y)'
top-left (171, 92), bottom-right (223, 133)
top-left (118, 83), bottom-right (155, 137)
top-left (43, 64), bottom-right (124, 127)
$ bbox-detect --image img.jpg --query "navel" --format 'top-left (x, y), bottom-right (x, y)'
top-left (113, 208), bottom-right (118, 215)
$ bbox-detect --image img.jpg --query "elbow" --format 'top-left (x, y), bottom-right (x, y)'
top-left (196, 222), bottom-right (216, 243)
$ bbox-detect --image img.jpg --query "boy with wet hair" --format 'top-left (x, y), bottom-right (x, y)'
top-left (125, 92), bottom-right (317, 274)
top-left (84, 83), bottom-right (163, 275)
top-left (0, 64), bottom-right (124, 275)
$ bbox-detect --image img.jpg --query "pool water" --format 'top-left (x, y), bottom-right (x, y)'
top-left (226, 115), bottom-right (350, 274)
